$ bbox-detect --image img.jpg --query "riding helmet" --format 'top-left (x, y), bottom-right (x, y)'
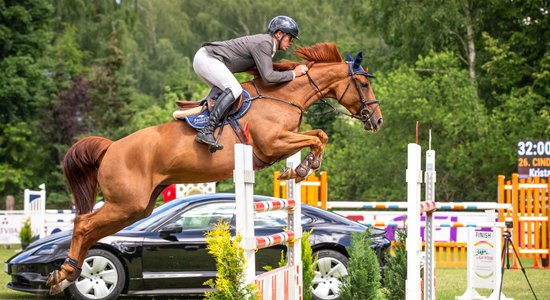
top-left (268, 16), bottom-right (299, 39)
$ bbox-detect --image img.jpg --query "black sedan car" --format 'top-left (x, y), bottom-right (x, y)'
top-left (5, 194), bottom-right (390, 300)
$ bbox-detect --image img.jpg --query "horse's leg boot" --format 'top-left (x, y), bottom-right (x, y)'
top-left (196, 88), bottom-right (236, 151)
top-left (312, 152), bottom-right (324, 171)
top-left (295, 153), bottom-right (315, 178)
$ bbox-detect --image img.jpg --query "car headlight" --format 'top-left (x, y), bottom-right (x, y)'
top-left (33, 244), bottom-right (57, 255)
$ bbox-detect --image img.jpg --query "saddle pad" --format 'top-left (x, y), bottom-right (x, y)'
top-left (184, 89), bottom-right (252, 129)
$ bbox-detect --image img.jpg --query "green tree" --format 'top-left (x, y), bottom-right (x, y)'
top-left (87, 32), bottom-right (137, 140)
top-left (0, 0), bottom-right (54, 200)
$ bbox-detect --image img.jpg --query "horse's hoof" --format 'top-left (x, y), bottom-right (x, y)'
top-left (46, 270), bottom-right (60, 287)
top-left (49, 279), bottom-right (72, 295)
top-left (277, 167), bottom-right (293, 180)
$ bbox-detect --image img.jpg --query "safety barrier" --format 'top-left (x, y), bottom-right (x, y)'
top-left (23, 184), bottom-right (47, 238)
top-left (234, 144), bottom-right (302, 299)
top-left (274, 171), bottom-right (327, 209)
top-left (498, 174), bottom-right (549, 268)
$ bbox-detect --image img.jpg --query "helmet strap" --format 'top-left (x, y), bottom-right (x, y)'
top-left (274, 31), bottom-right (285, 51)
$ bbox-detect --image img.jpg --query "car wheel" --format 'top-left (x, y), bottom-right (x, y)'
top-left (311, 249), bottom-right (348, 300)
top-left (66, 249), bottom-right (125, 300)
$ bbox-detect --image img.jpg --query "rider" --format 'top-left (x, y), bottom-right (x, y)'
top-left (193, 15), bottom-right (309, 151)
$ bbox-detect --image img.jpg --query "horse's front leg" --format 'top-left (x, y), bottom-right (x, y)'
top-left (275, 129), bottom-right (328, 181)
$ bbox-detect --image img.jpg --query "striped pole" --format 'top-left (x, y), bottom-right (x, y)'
top-left (327, 201), bottom-right (512, 211)
top-left (254, 199), bottom-right (296, 213)
top-left (256, 231), bottom-right (296, 249)
top-left (361, 221), bottom-right (507, 228)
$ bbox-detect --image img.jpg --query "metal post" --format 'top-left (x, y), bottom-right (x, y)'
top-left (424, 140), bottom-right (436, 300)
top-left (285, 152), bottom-right (303, 291)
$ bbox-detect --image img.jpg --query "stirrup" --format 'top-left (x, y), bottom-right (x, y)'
top-left (208, 143), bottom-right (224, 153)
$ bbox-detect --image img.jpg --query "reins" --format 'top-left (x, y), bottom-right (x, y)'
top-left (246, 62), bottom-right (379, 125)
top-left (247, 80), bottom-right (304, 112)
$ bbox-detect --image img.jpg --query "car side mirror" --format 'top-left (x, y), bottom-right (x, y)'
top-left (159, 223), bottom-right (183, 238)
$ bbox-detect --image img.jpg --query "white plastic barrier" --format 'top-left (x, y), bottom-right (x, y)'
top-left (234, 144), bottom-right (302, 299)
top-left (24, 184), bottom-right (47, 238)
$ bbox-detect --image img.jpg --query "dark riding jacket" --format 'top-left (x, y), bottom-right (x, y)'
top-left (202, 34), bottom-right (294, 84)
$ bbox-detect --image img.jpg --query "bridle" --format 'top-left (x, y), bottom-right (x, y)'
top-left (246, 61), bottom-right (380, 129)
top-left (305, 62), bottom-right (380, 128)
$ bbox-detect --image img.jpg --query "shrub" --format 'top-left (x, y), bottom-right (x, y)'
top-left (382, 229), bottom-right (407, 300)
top-left (275, 229), bottom-right (315, 300)
top-left (203, 221), bottom-right (259, 300)
top-left (340, 228), bottom-right (386, 300)
top-left (19, 218), bottom-right (33, 249)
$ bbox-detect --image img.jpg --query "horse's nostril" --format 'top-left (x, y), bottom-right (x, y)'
top-left (378, 118), bottom-right (383, 126)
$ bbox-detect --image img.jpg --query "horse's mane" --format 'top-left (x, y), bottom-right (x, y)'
top-left (247, 43), bottom-right (343, 77)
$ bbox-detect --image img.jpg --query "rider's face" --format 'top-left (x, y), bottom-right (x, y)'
top-left (280, 34), bottom-right (293, 51)
top-left (275, 31), bottom-right (293, 51)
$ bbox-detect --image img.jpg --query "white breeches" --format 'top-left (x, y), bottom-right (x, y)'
top-left (193, 47), bottom-right (243, 98)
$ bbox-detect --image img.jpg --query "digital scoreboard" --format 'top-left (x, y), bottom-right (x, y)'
top-left (517, 140), bottom-right (550, 178)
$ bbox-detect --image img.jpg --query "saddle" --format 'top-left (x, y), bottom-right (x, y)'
top-left (173, 87), bottom-right (253, 144)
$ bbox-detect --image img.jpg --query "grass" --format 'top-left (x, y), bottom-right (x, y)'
top-left (2, 246), bottom-right (548, 299)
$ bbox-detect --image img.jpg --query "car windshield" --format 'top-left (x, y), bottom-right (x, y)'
top-left (124, 197), bottom-right (315, 231)
top-left (125, 199), bottom-right (187, 231)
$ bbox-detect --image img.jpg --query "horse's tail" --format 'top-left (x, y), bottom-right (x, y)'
top-left (63, 136), bottom-right (113, 215)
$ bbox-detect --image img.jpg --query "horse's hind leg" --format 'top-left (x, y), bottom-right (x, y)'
top-left (48, 187), bottom-right (162, 295)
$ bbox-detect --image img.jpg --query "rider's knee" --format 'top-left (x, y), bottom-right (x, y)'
top-left (226, 85), bottom-right (242, 99)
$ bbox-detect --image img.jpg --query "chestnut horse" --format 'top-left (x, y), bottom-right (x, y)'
top-left (47, 43), bottom-right (382, 294)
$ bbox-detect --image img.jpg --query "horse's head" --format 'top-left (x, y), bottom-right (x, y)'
top-left (334, 52), bottom-right (383, 132)
top-left (254, 43), bottom-right (383, 132)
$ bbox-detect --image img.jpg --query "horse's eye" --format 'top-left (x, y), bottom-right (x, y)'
top-left (361, 82), bottom-right (369, 88)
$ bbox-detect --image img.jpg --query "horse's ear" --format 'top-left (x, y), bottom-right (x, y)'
top-left (353, 52), bottom-right (363, 70)
top-left (346, 52), bottom-right (354, 62)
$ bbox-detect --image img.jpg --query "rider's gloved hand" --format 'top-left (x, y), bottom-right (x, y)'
top-left (293, 65), bottom-right (309, 77)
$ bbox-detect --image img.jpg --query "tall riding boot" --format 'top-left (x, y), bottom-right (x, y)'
top-left (195, 88), bottom-right (237, 152)
top-left (201, 86), bottom-right (222, 102)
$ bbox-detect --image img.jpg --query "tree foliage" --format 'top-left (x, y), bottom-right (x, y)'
top-left (340, 229), bottom-right (386, 300)
top-left (382, 229), bottom-right (407, 300)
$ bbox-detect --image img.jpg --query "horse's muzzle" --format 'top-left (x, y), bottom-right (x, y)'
top-left (364, 115), bottom-right (383, 132)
